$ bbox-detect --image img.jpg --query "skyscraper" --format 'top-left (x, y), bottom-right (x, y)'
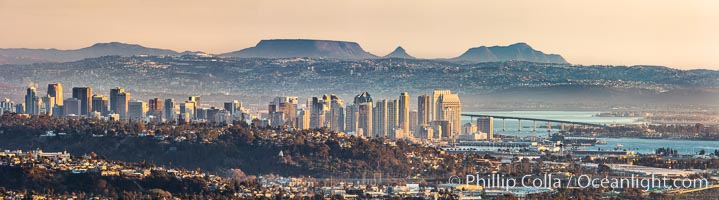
top-left (345, 104), bottom-right (358, 133)
top-left (25, 86), bottom-right (39, 115)
top-left (372, 99), bottom-right (388, 137)
top-left (128, 100), bottom-right (147, 120)
top-left (387, 99), bottom-right (398, 138)
top-left (164, 99), bottom-right (176, 121)
top-left (148, 98), bottom-right (163, 118)
top-left (63, 98), bottom-right (81, 116)
top-left (310, 95), bottom-right (329, 128)
top-left (298, 108), bottom-right (311, 130)
top-left (0, 98), bottom-right (14, 113)
top-left (188, 96), bottom-right (200, 118)
top-left (224, 100), bottom-right (242, 116)
top-left (477, 117), bottom-right (494, 140)
top-left (148, 98), bottom-right (163, 112)
top-left (47, 83), bottom-right (63, 106)
top-left (15, 104), bottom-right (24, 114)
top-left (417, 94), bottom-right (431, 126)
top-left (437, 93), bottom-right (461, 138)
top-left (110, 87), bottom-right (124, 113)
top-left (329, 95), bottom-right (345, 132)
top-left (180, 102), bottom-right (196, 122)
top-left (269, 96), bottom-right (298, 127)
top-left (72, 87), bottom-right (92, 116)
top-left (354, 91), bottom-right (373, 137)
top-left (409, 110), bottom-right (418, 134)
top-left (40, 96), bottom-right (55, 116)
top-left (92, 95), bottom-right (109, 116)
top-left (15, 103), bottom-right (25, 114)
top-left (432, 90), bottom-right (451, 121)
top-left (398, 92), bottom-right (410, 137)
top-left (116, 92), bottom-right (130, 119)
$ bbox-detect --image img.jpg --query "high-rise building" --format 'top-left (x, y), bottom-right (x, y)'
top-left (269, 96), bottom-right (298, 127)
top-left (224, 100), bottom-right (242, 116)
top-left (206, 107), bottom-right (221, 122)
top-left (417, 124), bottom-right (435, 140)
top-left (387, 99), bottom-right (398, 138)
top-left (25, 87), bottom-right (39, 115)
top-left (115, 92), bottom-right (130, 119)
top-left (92, 95), bottom-right (109, 116)
top-left (164, 99), bottom-right (176, 121)
top-left (110, 87), bottom-right (124, 113)
top-left (47, 83), bottom-right (63, 106)
top-left (354, 91), bottom-right (373, 137)
top-left (15, 104), bottom-right (25, 114)
top-left (417, 94), bottom-right (431, 126)
top-left (0, 98), bottom-right (14, 113)
top-left (40, 96), bottom-right (55, 116)
top-left (63, 98), bottom-right (81, 116)
top-left (148, 98), bottom-right (163, 112)
top-left (462, 123), bottom-right (477, 135)
top-left (196, 108), bottom-right (208, 120)
top-left (188, 96), bottom-right (200, 118)
top-left (72, 87), bottom-right (92, 116)
top-left (128, 100), bottom-right (147, 120)
top-left (188, 96), bottom-right (200, 105)
top-left (398, 92), bottom-right (410, 138)
top-left (148, 98), bottom-right (163, 118)
top-left (310, 95), bottom-right (330, 128)
top-left (432, 90), bottom-right (452, 121)
top-left (437, 94), bottom-right (461, 138)
top-left (297, 108), bottom-right (311, 130)
top-left (179, 102), bottom-right (196, 122)
top-left (345, 104), bottom-right (358, 133)
top-left (431, 120), bottom-right (449, 139)
top-left (372, 99), bottom-right (388, 137)
top-left (477, 117), bottom-right (494, 140)
top-left (409, 110), bottom-right (418, 134)
top-left (329, 95), bottom-right (345, 132)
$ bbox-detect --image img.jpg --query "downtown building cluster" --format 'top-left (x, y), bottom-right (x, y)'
top-left (3, 83), bottom-right (249, 123)
top-left (265, 90), bottom-right (493, 141)
top-left (1, 84), bottom-right (495, 141)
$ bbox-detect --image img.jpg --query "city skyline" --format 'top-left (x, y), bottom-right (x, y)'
top-left (6, 82), bottom-right (467, 140)
top-left (1, 1), bottom-right (718, 199)
top-left (1, 0), bottom-right (718, 69)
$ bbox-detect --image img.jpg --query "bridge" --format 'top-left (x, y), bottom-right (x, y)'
top-left (461, 113), bottom-right (607, 132)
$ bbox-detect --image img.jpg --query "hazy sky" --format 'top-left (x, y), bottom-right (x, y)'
top-left (1, 0), bottom-right (718, 69)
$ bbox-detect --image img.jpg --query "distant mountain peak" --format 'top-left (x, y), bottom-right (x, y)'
top-left (508, 42), bottom-right (530, 47)
top-left (383, 46), bottom-right (415, 59)
top-left (454, 43), bottom-right (567, 64)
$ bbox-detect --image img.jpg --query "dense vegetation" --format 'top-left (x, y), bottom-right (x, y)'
top-left (0, 113), bottom-right (488, 178)
top-left (0, 166), bottom-right (251, 199)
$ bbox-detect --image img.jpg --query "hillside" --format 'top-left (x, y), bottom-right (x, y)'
top-left (0, 42), bottom-right (179, 64)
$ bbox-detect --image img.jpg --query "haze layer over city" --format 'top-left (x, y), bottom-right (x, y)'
top-left (0, 1), bottom-right (718, 199)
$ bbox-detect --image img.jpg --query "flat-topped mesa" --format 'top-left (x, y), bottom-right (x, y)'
top-left (221, 39), bottom-right (378, 60)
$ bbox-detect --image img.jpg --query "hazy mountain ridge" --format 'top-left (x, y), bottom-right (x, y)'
top-left (454, 43), bottom-right (567, 64)
top-left (0, 40), bottom-right (567, 64)
top-left (0, 56), bottom-right (716, 108)
top-left (0, 42), bottom-right (179, 64)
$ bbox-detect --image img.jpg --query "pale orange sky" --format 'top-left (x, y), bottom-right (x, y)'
top-left (1, 0), bottom-right (718, 69)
